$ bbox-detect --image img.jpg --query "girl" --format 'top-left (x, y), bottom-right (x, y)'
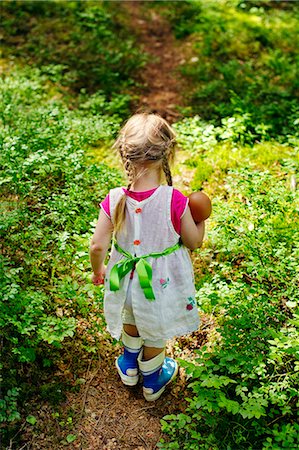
top-left (90, 113), bottom-right (205, 401)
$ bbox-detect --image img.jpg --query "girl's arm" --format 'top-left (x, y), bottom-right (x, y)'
top-left (90, 209), bottom-right (114, 284)
top-left (180, 206), bottom-right (205, 251)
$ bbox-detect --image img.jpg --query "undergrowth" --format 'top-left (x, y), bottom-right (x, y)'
top-left (1, 0), bottom-right (145, 95)
top-left (1, 2), bottom-right (299, 449)
top-left (159, 118), bottom-right (299, 449)
top-left (150, 0), bottom-right (299, 138)
top-left (0, 66), bottom-right (123, 445)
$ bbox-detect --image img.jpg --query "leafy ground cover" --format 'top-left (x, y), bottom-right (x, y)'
top-left (1, 0), bottom-right (145, 96)
top-left (149, 0), bottom-right (299, 138)
top-left (1, 1), bottom-right (299, 449)
top-left (0, 65), bottom-right (125, 440)
top-left (160, 140), bottom-right (299, 449)
top-left (143, 4), bottom-right (299, 446)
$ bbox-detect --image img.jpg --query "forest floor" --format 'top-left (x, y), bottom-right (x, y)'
top-left (18, 4), bottom-right (211, 450)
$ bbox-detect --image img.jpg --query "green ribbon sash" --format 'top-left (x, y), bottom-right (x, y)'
top-left (109, 240), bottom-right (181, 301)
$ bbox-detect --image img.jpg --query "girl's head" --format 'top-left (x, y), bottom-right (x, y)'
top-left (113, 113), bottom-right (176, 234)
top-left (113, 113), bottom-right (176, 189)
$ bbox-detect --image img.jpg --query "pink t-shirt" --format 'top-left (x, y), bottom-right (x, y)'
top-left (100, 187), bottom-right (188, 235)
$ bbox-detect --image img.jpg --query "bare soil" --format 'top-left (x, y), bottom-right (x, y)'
top-left (125, 1), bottom-right (188, 123)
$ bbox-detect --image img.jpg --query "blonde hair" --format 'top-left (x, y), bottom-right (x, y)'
top-left (113, 113), bottom-right (176, 234)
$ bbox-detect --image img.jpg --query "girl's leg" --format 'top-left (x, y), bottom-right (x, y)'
top-left (116, 300), bottom-right (143, 386)
top-left (143, 341), bottom-right (165, 360)
top-left (138, 339), bottom-right (178, 401)
top-left (123, 323), bottom-right (139, 337)
top-left (116, 327), bottom-right (143, 386)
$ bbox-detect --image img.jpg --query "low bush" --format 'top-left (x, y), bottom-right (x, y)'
top-left (1, 1), bottom-right (145, 94)
top-left (159, 169), bottom-right (299, 449)
top-left (156, 0), bottom-right (299, 138)
top-left (173, 115), bottom-right (298, 190)
top-left (0, 66), bottom-right (123, 432)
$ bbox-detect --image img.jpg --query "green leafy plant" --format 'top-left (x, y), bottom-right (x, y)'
top-left (158, 0), bottom-right (299, 138)
top-left (0, 388), bottom-right (21, 423)
top-left (174, 115), bottom-right (298, 190)
top-left (1, 1), bottom-right (146, 94)
top-left (0, 66), bottom-right (122, 431)
top-left (160, 169), bottom-right (299, 449)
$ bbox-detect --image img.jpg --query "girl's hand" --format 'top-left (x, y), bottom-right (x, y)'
top-left (92, 266), bottom-right (106, 285)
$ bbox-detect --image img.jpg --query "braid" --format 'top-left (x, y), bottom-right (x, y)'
top-left (162, 155), bottom-right (173, 186)
top-left (119, 140), bottom-right (126, 163)
top-left (113, 144), bottom-right (136, 235)
top-left (124, 154), bottom-right (135, 190)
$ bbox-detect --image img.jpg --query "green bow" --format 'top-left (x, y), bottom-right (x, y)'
top-left (109, 240), bottom-right (181, 301)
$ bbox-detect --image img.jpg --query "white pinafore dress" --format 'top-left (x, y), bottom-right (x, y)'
top-left (104, 185), bottom-right (200, 341)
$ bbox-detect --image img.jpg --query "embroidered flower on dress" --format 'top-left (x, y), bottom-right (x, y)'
top-left (186, 297), bottom-right (196, 310)
top-left (159, 277), bottom-right (170, 289)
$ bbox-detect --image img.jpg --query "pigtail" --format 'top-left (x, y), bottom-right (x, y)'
top-left (113, 194), bottom-right (127, 236)
top-left (113, 144), bottom-right (136, 234)
top-left (162, 155), bottom-right (173, 186)
top-left (124, 155), bottom-right (135, 190)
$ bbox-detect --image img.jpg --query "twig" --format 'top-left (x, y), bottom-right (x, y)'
top-left (119, 425), bottom-right (129, 440)
top-left (7, 422), bottom-right (26, 449)
top-left (267, 415), bottom-right (285, 427)
top-left (79, 357), bottom-right (96, 421)
top-left (134, 405), bottom-right (157, 412)
top-left (94, 401), bottom-right (116, 429)
top-left (137, 431), bottom-right (148, 447)
top-left (18, 443), bottom-right (30, 450)
top-left (290, 175), bottom-right (297, 192)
